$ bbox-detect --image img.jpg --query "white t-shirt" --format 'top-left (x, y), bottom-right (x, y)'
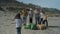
top-left (34, 10), bottom-right (39, 14)
top-left (34, 10), bottom-right (40, 17)
top-left (28, 11), bottom-right (33, 17)
top-left (40, 12), bottom-right (44, 18)
top-left (15, 19), bottom-right (22, 27)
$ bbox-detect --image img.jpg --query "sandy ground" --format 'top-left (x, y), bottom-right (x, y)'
top-left (0, 11), bottom-right (60, 34)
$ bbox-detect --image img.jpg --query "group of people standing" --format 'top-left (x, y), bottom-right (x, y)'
top-left (28, 8), bottom-right (48, 26)
top-left (14, 8), bottom-right (48, 34)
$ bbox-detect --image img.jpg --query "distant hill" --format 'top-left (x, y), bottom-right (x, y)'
top-left (43, 8), bottom-right (60, 14)
top-left (0, 0), bottom-right (27, 7)
top-left (0, 0), bottom-right (60, 17)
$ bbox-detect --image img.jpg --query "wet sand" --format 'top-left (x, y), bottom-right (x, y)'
top-left (0, 11), bottom-right (60, 34)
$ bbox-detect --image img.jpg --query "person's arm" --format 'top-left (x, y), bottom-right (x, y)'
top-left (12, 15), bottom-right (16, 21)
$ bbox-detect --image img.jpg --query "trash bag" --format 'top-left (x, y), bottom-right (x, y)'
top-left (30, 23), bottom-right (37, 30)
top-left (22, 23), bottom-right (37, 30)
top-left (22, 23), bottom-right (31, 29)
top-left (22, 24), bottom-right (30, 29)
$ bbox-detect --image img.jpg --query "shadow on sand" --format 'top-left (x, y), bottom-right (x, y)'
top-left (48, 26), bottom-right (60, 28)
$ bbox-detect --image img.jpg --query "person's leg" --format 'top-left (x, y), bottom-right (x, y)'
top-left (42, 20), bottom-right (48, 27)
top-left (42, 20), bottom-right (45, 24)
top-left (31, 18), bottom-right (33, 23)
top-left (16, 27), bottom-right (21, 34)
top-left (37, 17), bottom-right (39, 24)
top-left (35, 17), bottom-right (37, 24)
top-left (29, 17), bottom-right (30, 23)
top-left (23, 16), bottom-right (27, 25)
top-left (39, 18), bottom-right (43, 24)
top-left (38, 17), bottom-right (41, 24)
top-left (45, 20), bottom-right (48, 27)
top-left (30, 17), bottom-right (32, 23)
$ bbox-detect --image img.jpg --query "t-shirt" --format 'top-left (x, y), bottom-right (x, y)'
top-left (28, 11), bottom-right (33, 17)
top-left (34, 10), bottom-right (40, 17)
top-left (40, 12), bottom-right (44, 18)
top-left (40, 13), bottom-right (47, 20)
top-left (43, 15), bottom-right (47, 20)
top-left (34, 10), bottom-right (39, 14)
top-left (15, 19), bottom-right (22, 27)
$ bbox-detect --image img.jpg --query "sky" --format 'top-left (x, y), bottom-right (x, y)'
top-left (17, 0), bottom-right (60, 10)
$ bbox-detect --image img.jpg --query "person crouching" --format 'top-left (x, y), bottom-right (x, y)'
top-left (40, 9), bottom-right (48, 27)
top-left (42, 15), bottom-right (48, 27)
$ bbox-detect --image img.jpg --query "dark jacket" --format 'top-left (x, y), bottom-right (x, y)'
top-left (14, 13), bottom-right (21, 19)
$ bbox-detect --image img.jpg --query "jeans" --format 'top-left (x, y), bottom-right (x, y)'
top-left (23, 16), bottom-right (27, 23)
top-left (39, 18), bottom-right (43, 24)
top-left (35, 17), bottom-right (40, 24)
top-left (16, 27), bottom-right (21, 34)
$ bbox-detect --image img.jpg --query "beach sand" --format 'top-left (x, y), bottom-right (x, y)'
top-left (0, 11), bottom-right (60, 34)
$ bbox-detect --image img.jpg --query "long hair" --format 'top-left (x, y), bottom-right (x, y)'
top-left (22, 9), bottom-right (28, 16)
top-left (14, 13), bottom-right (21, 19)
